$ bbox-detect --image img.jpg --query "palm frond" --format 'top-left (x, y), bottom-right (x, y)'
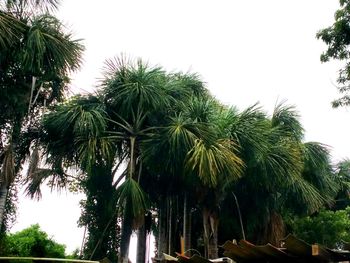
top-left (335, 159), bottom-right (350, 190)
top-left (183, 96), bottom-right (218, 123)
top-left (141, 113), bottom-right (210, 176)
top-left (0, 11), bottom-right (25, 49)
top-left (301, 142), bottom-right (338, 200)
top-left (75, 136), bottom-right (114, 171)
top-left (287, 177), bottom-right (327, 214)
top-left (165, 72), bottom-right (207, 102)
top-left (226, 103), bottom-right (270, 159)
top-left (24, 168), bottom-right (52, 199)
top-left (264, 129), bottom-right (303, 187)
top-left (185, 139), bottom-right (243, 188)
top-left (42, 95), bottom-right (109, 169)
top-left (116, 177), bottom-right (149, 229)
top-left (23, 14), bottom-right (83, 75)
top-left (102, 57), bottom-right (169, 119)
top-left (272, 101), bottom-right (304, 141)
top-left (1, 0), bottom-right (60, 16)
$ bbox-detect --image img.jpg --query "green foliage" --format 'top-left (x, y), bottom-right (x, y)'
top-left (2, 184), bottom-right (18, 232)
top-left (291, 208), bottom-right (350, 248)
top-left (0, 0), bottom-right (83, 231)
top-left (78, 164), bottom-right (118, 261)
top-left (221, 102), bottom-right (338, 245)
top-left (40, 55), bottom-right (340, 258)
top-left (1, 224), bottom-right (66, 257)
top-left (116, 178), bottom-right (149, 228)
top-left (317, 0), bottom-right (350, 107)
top-left (185, 138), bottom-right (243, 188)
top-left (333, 159), bottom-right (350, 210)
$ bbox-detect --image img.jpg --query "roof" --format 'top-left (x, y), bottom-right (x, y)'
top-left (166, 235), bottom-right (350, 263)
top-left (223, 234), bottom-right (350, 263)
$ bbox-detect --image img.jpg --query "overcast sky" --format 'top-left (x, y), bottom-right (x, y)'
top-left (11, 0), bottom-right (350, 259)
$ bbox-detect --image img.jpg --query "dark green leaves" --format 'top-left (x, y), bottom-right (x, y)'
top-left (185, 139), bottom-right (243, 188)
top-left (116, 177), bottom-right (149, 229)
top-left (317, 0), bottom-right (350, 106)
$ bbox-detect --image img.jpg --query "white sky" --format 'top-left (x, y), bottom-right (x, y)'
top-left (11, 0), bottom-right (350, 259)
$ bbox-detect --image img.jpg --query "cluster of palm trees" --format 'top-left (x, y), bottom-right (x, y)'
top-left (30, 57), bottom-right (336, 262)
top-left (0, 1), bottom-right (341, 263)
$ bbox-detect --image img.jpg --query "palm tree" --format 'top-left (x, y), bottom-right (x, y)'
top-left (225, 102), bottom-right (337, 246)
top-left (100, 57), bottom-right (174, 263)
top-left (142, 96), bottom-right (244, 259)
top-left (0, 0), bottom-right (83, 230)
top-left (0, 0), bottom-right (60, 50)
top-left (37, 58), bottom-right (209, 262)
top-left (141, 113), bottom-right (207, 257)
top-left (184, 101), bottom-right (243, 259)
top-left (37, 95), bottom-right (119, 260)
top-left (106, 64), bottom-right (210, 263)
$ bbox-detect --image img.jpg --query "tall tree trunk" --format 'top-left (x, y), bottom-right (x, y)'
top-left (119, 136), bottom-right (137, 263)
top-left (0, 143), bottom-right (15, 231)
top-left (167, 196), bottom-right (173, 255)
top-left (257, 211), bottom-right (285, 246)
top-left (202, 207), bottom-right (219, 259)
top-left (130, 137), bottom-right (136, 179)
top-left (137, 223), bottom-right (146, 263)
top-left (0, 185), bottom-right (8, 231)
top-left (119, 211), bottom-right (132, 263)
top-left (183, 193), bottom-right (191, 256)
top-left (157, 199), bottom-right (168, 260)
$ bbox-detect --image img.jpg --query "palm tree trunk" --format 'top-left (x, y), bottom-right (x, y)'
top-left (119, 136), bottom-right (137, 263)
top-left (137, 223), bottom-right (146, 263)
top-left (0, 142), bottom-right (16, 231)
top-left (202, 207), bottom-right (219, 259)
top-left (130, 137), bottom-right (136, 179)
top-left (183, 193), bottom-right (191, 256)
top-left (258, 211), bottom-right (285, 246)
top-left (119, 211), bottom-right (132, 263)
top-left (0, 184), bottom-right (8, 231)
top-left (167, 196), bottom-right (173, 255)
top-left (157, 199), bottom-right (168, 260)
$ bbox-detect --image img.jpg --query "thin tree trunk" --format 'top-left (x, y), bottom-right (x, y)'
top-left (167, 197), bottom-right (173, 255)
top-left (157, 199), bottom-right (168, 260)
top-left (183, 193), bottom-right (191, 256)
top-left (202, 207), bottom-right (219, 259)
top-left (202, 208), bottom-right (209, 259)
top-left (130, 137), bottom-right (136, 179)
top-left (0, 143), bottom-right (15, 231)
top-left (119, 211), bottom-right (132, 263)
top-left (0, 185), bottom-right (8, 231)
top-left (137, 223), bottom-right (146, 263)
top-left (119, 136), bottom-right (137, 263)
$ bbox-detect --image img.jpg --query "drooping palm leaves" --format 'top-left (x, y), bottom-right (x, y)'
top-left (38, 95), bottom-right (119, 260)
top-left (36, 52), bottom-right (340, 261)
top-left (224, 102), bottom-right (338, 246)
top-left (26, 95), bottom-right (110, 199)
top-left (0, 0), bottom-right (83, 231)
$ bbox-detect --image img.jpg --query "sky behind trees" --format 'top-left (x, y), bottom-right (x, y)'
top-left (11, 0), bottom-right (350, 257)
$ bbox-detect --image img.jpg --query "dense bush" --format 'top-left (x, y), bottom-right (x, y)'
top-left (292, 207), bottom-right (350, 248)
top-left (0, 224), bottom-right (66, 258)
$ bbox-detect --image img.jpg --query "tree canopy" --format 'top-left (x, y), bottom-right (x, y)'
top-left (0, 1), bottom-right (349, 262)
top-left (0, 0), bottom-right (83, 232)
top-left (32, 57), bottom-right (343, 262)
top-left (318, 0), bottom-right (350, 107)
top-left (0, 224), bottom-right (66, 258)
